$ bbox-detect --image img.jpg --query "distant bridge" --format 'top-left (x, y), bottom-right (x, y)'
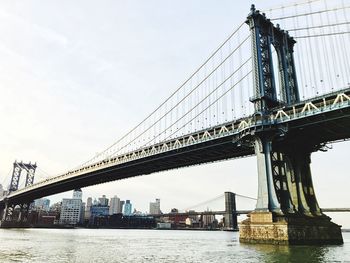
top-left (153, 208), bottom-right (350, 217)
top-left (151, 192), bottom-right (350, 231)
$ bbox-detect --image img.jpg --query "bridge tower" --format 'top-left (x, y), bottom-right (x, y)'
top-left (239, 5), bottom-right (342, 245)
top-left (1, 161), bottom-right (37, 227)
top-left (223, 192), bottom-right (238, 231)
top-left (248, 5), bottom-right (299, 113)
top-left (8, 161), bottom-right (37, 192)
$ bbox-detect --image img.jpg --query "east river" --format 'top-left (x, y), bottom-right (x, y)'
top-left (0, 229), bottom-right (349, 262)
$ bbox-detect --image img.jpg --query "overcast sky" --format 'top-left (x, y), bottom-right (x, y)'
top-left (0, 0), bottom-right (349, 227)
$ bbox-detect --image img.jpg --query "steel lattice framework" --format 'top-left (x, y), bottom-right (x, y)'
top-left (9, 161), bottom-right (37, 193)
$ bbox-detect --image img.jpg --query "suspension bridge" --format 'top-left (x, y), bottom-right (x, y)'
top-left (152, 192), bottom-right (350, 231)
top-left (1, 0), bottom-right (349, 244)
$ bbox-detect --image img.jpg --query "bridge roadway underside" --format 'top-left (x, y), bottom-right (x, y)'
top-left (273, 102), bottom-right (350, 149)
top-left (2, 104), bottom-right (350, 207)
top-left (1, 136), bottom-right (254, 208)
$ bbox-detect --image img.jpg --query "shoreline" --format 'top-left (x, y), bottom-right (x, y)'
top-left (2, 225), bottom-right (349, 232)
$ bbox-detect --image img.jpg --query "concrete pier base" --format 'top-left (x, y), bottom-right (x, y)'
top-left (239, 212), bottom-right (343, 245)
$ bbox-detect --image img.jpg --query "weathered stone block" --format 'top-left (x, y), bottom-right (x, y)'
top-left (250, 212), bottom-right (273, 223)
top-left (239, 212), bottom-right (343, 245)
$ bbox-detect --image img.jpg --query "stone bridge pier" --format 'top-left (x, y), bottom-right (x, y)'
top-left (239, 135), bottom-right (343, 244)
top-left (0, 160), bottom-right (36, 227)
top-left (0, 200), bottom-right (32, 228)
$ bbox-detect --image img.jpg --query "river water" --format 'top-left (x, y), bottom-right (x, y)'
top-left (0, 229), bottom-right (349, 262)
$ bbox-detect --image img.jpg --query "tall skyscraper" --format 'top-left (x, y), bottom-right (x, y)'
top-left (109, 195), bottom-right (121, 215)
top-left (85, 197), bottom-right (93, 220)
top-left (98, 195), bottom-right (109, 206)
top-left (124, 200), bottom-right (132, 216)
top-left (59, 189), bottom-right (84, 225)
top-left (81, 202), bottom-right (86, 224)
top-left (86, 197), bottom-right (93, 208)
top-left (120, 200), bottom-right (125, 213)
top-left (149, 198), bottom-right (161, 214)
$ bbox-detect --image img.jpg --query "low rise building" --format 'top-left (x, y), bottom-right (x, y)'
top-left (34, 198), bottom-right (50, 212)
top-left (89, 205), bottom-right (109, 226)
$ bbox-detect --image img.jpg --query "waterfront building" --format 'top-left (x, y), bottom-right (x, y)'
top-left (38, 215), bottom-right (56, 225)
top-left (149, 198), bottom-right (161, 214)
top-left (86, 197), bottom-right (93, 207)
top-left (133, 209), bottom-right (143, 215)
top-left (85, 197), bottom-right (93, 220)
top-left (34, 198), bottom-right (50, 211)
top-left (35, 209), bottom-right (61, 226)
top-left (49, 201), bottom-right (62, 213)
top-left (120, 200), bottom-right (125, 213)
top-left (98, 195), bottom-right (109, 206)
top-left (167, 214), bottom-right (187, 227)
top-left (89, 204), bottom-right (109, 226)
top-left (81, 202), bottom-right (86, 223)
top-left (90, 205), bottom-right (109, 217)
top-left (59, 189), bottom-right (84, 225)
top-left (202, 211), bottom-right (215, 228)
top-left (185, 218), bottom-right (193, 226)
top-left (157, 222), bottom-right (171, 229)
top-left (109, 195), bottom-right (121, 215)
top-left (124, 200), bottom-right (132, 215)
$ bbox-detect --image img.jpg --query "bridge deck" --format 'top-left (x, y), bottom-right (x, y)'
top-left (2, 88), bottom-right (350, 206)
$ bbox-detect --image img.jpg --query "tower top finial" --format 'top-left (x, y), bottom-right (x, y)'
top-left (250, 4), bottom-right (256, 12)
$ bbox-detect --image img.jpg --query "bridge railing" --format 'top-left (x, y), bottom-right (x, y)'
top-left (272, 88), bottom-right (350, 123)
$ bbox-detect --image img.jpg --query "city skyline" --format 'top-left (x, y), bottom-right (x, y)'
top-left (36, 190), bottom-right (149, 214)
top-left (0, 0), bottom-right (349, 229)
top-left (33, 189), bottom-right (235, 216)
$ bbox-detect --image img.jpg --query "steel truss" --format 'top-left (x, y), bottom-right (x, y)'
top-left (9, 161), bottom-right (37, 193)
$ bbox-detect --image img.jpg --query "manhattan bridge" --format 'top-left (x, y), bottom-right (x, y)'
top-left (1, 1), bottom-right (350, 244)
